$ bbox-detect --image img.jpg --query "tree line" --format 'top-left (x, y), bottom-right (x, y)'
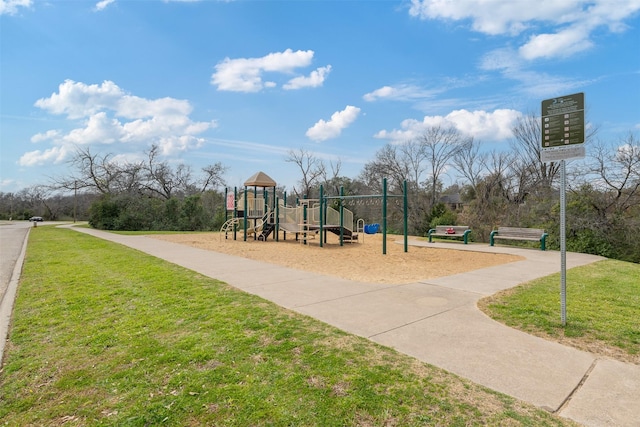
top-left (1, 116), bottom-right (638, 262)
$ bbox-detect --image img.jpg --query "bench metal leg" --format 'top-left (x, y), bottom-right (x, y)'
top-left (489, 230), bottom-right (497, 246)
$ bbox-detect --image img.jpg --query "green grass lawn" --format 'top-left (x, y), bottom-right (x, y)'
top-left (480, 259), bottom-right (640, 363)
top-left (0, 226), bottom-right (573, 426)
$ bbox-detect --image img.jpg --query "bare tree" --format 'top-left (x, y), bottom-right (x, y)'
top-left (575, 133), bottom-right (640, 216)
top-left (510, 112), bottom-right (598, 192)
top-left (142, 146), bottom-right (227, 198)
top-left (200, 163), bottom-right (227, 192)
top-left (54, 146), bottom-right (132, 195)
top-left (452, 137), bottom-right (487, 193)
top-left (510, 112), bottom-right (560, 190)
top-left (418, 125), bottom-right (467, 206)
top-left (320, 158), bottom-right (346, 196)
top-left (142, 145), bottom-right (179, 199)
top-left (358, 126), bottom-right (466, 233)
top-left (53, 144), bottom-right (227, 199)
top-left (285, 148), bottom-right (326, 198)
top-left (360, 144), bottom-right (410, 192)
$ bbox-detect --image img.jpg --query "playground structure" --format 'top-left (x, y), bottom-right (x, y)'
top-left (221, 192), bottom-right (359, 244)
top-left (220, 171), bottom-right (278, 242)
top-left (221, 171), bottom-right (408, 254)
top-left (277, 199), bottom-right (358, 243)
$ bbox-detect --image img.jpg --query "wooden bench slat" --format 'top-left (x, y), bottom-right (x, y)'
top-left (490, 227), bottom-right (548, 250)
top-left (428, 226), bottom-right (471, 244)
top-left (493, 235), bottom-right (539, 241)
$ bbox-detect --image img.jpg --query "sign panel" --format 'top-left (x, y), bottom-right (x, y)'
top-left (226, 192), bottom-right (235, 210)
top-left (540, 145), bottom-right (586, 163)
top-left (541, 92), bottom-right (585, 162)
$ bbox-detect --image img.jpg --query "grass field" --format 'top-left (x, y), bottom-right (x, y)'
top-left (0, 226), bottom-right (573, 426)
top-left (480, 259), bottom-right (640, 364)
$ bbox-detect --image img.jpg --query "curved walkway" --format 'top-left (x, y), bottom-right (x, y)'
top-left (3, 224), bottom-right (639, 426)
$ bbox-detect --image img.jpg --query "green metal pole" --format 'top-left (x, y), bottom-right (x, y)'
top-left (339, 185), bottom-right (344, 247)
top-left (303, 194), bottom-right (307, 245)
top-left (253, 186), bottom-right (258, 241)
top-left (275, 196), bottom-right (279, 242)
top-left (243, 186), bottom-right (248, 241)
top-left (233, 187), bottom-right (238, 241)
top-left (283, 191), bottom-right (287, 241)
top-left (272, 186), bottom-right (276, 241)
top-left (382, 178), bottom-right (387, 255)
top-left (225, 187), bottom-right (228, 223)
top-left (403, 180), bottom-right (408, 253)
top-left (319, 185), bottom-right (324, 248)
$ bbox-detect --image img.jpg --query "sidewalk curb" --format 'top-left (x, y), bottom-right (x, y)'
top-left (0, 227), bottom-right (30, 363)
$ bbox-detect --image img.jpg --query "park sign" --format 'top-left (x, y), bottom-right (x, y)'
top-left (540, 92), bottom-right (585, 163)
top-left (541, 92), bottom-right (587, 326)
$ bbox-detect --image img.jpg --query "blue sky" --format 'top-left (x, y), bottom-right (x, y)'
top-left (1, 0), bottom-right (639, 193)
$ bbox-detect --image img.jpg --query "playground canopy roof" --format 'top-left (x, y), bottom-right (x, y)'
top-left (244, 171), bottom-right (276, 188)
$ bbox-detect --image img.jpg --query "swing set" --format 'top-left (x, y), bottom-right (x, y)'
top-left (317, 178), bottom-right (408, 254)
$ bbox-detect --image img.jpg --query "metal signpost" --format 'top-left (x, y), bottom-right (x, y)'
top-left (540, 92), bottom-right (585, 326)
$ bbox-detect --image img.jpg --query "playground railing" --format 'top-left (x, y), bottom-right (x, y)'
top-left (324, 206), bottom-right (354, 231)
top-left (277, 204), bottom-right (355, 232)
top-left (247, 197), bottom-right (265, 218)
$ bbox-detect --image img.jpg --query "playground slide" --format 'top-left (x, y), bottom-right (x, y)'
top-left (278, 222), bottom-right (304, 233)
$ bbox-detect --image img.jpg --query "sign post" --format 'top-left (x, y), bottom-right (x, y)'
top-left (541, 92), bottom-right (585, 326)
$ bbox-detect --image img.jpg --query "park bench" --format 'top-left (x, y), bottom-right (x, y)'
top-left (428, 225), bottom-right (472, 244)
top-left (489, 227), bottom-right (548, 250)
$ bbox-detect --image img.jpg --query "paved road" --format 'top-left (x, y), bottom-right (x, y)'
top-left (0, 221), bottom-right (32, 360)
top-left (2, 223), bottom-right (639, 426)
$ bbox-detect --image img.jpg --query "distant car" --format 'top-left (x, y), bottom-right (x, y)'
top-left (29, 216), bottom-right (44, 222)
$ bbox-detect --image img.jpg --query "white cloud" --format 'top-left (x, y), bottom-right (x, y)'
top-left (94, 0), bottom-right (115, 11)
top-left (0, 178), bottom-right (17, 190)
top-left (363, 86), bottom-right (396, 102)
top-left (306, 105), bottom-right (361, 142)
top-left (20, 80), bottom-right (216, 166)
top-left (479, 48), bottom-right (596, 97)
top-left (157, 135), bottom-right (205, 156)
top-left (0, 0), bottom-right (31, 15)
top-left (447, 109), bottom-right (523, 139)
top-left (30, 129), bottom-right (61, 143)
top-left (374, 109), bottom-right (522, 143)
top-left (64, 112), bottom-right (124, 145)
top-left (212, 49), bottom-right (330, 92)
top-left (363, 84), bottom-right (441, 102)
top-left (479, 47), bottom-right (521, 72)
top-left (117, 95), bottom-right (192, 119)
top-left (163, 0), bottom-right (209, 2)
top-left (409, 0), bottom-right (578, 35)
top-left (519, 26), bottom-right (593, 60)
top-left (35, 80), bottom-right (125, 119)
top-left (409, 0), bottom-right (640, 61)
top-left (283, 65), bottom-right (332, 90)
top-left (19, 146), bottom-right (70, 167)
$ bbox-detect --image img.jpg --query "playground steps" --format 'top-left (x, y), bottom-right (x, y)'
top-left (257, 223), bottom-right (276, 241)
top-left (325, 226), bottom-right (358, 242)
top-left (343, 233), bottom-right (358, 242)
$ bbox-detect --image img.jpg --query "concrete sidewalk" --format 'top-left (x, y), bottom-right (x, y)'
top-left (24, 226), bottom-right (640, 425)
